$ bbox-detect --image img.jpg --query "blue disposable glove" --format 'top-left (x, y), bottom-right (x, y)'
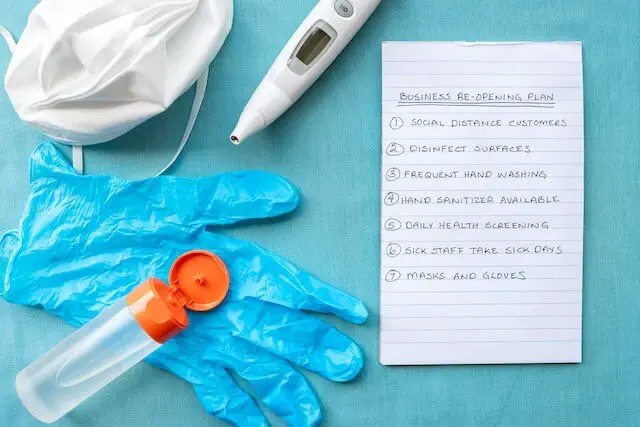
top-left (0, 143), bottom-right (368, 426)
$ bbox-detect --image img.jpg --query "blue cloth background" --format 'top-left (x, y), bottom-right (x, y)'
top-left (1, 0), bottom-right (638, 425)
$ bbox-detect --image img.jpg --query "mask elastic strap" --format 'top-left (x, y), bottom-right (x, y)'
top-left (155, 70), bottom-right (208, 176)
top-left (70, 70), bottom-right (208, 176)
top-left (1, 25), bottom-right (206, 176)
top-left (72, 146), bottom-right (84, 173)
top-left (0, 25), bottom-right (16, 53)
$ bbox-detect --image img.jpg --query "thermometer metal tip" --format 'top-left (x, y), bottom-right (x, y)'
top-left (230, 110), bottom-right (265, 145)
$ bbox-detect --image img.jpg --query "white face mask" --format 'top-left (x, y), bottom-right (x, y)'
top-left (1, 0), bottom-right (233, 175)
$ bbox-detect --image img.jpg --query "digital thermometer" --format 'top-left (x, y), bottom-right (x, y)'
top-left (230, 0), bottom-right (381, 144)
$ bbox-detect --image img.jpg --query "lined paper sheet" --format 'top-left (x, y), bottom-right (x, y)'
top-left (379, 42), bottom-right (584, 365)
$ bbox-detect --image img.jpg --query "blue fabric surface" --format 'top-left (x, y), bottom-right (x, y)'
top-left (2, 142), bottom-right (367, 426)
top-left (1, 0), bottom-right (639, 426)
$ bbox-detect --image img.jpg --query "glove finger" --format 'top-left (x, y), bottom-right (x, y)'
top-left (0, 230), bottom-right (20, 295)
top-left (205, 233), bottom-right (369, 324)
top-left (30, 143), bottom-right (299, 227)
top-left (147, 344), bottom-right (268, 427)
top-left (185, 171), bottom-right (300, 227)
top-left (225, 299), bottom-right (364, 382)
top-left (208, 335), bottom-right (322, 427)
top-left (145, 171), bottom-right (300, 228)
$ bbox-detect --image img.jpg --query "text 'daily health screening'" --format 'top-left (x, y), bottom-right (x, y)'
top-left (379, 42), bottom-right (584, 365)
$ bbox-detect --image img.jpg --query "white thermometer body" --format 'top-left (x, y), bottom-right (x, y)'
top-left (231, 0), bottom-right (381, 144)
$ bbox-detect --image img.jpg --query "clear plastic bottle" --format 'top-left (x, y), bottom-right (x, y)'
top-left (15, 251), bottom-right (230, 424)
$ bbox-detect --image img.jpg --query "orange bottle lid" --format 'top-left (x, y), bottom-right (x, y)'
top-left (126, 251), bottom-right (230, 343)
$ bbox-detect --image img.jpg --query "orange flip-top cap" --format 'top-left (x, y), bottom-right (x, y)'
top-left (126, 251), bottom-right (230, 343)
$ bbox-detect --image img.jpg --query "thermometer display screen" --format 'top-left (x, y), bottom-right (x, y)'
top-left (296, 28), bottom-right (332, 65)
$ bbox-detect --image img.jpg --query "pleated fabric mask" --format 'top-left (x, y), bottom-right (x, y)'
top-left (1, 0), bottom-right (233, 174)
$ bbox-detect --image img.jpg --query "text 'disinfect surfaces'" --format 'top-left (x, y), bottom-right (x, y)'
top-left (380, 42), bottom-right (584, 365)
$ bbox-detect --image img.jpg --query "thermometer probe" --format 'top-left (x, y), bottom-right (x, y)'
top-left (230, 0), bottom-right (381, 144)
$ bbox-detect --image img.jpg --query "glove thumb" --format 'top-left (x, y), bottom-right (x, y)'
top-left (0, 230), bottom-right (20, 296)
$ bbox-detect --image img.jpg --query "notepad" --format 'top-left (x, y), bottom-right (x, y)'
top-left (379, 42), bottom-right (584, 365)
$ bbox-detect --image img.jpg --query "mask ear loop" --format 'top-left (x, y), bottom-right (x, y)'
top-left (1, 25), bottom-right (206, 177)
top-left (0, 25), bottom-right (16, 52)
top-left (154, 69), bottom-right (208, 177)
top-left (72, 146), bottom-right (84, 174)
top-left (70, 71), bottom-right (208, 177)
